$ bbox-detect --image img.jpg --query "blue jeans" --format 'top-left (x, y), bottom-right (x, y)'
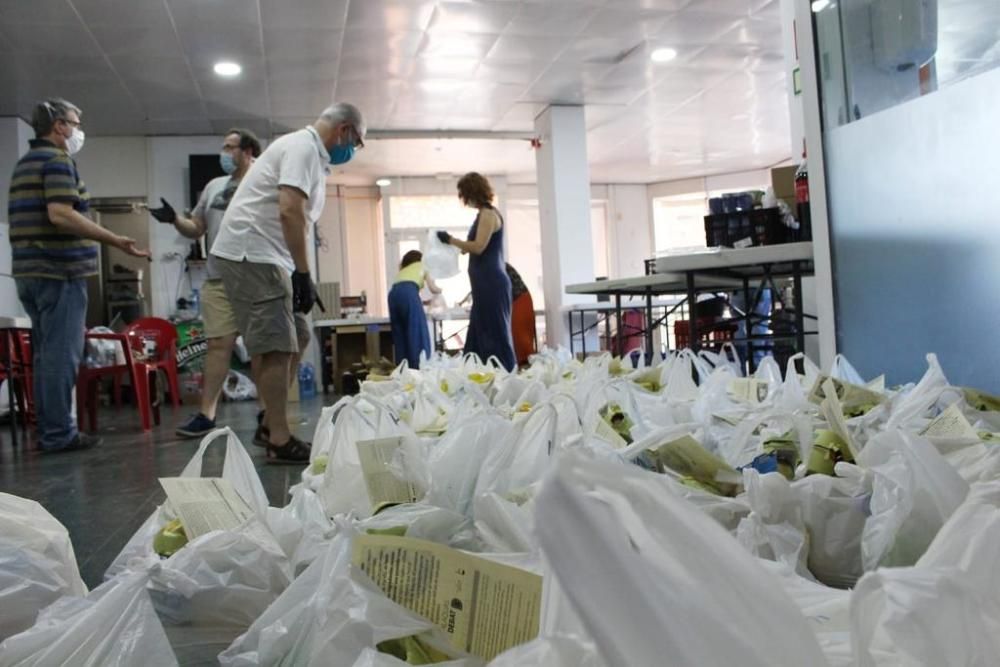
top-left (15, 277), bottom-right (87, 450)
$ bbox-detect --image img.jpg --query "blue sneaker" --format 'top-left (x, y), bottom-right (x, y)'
top-left (176, 412), bottom-right (216, 438)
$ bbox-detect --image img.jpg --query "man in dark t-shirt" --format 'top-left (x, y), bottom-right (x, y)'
top-left (8, 98), bottom-right (149, 452)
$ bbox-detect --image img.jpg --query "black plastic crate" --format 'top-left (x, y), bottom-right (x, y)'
top-left (704, 207), bottom-right (797, 247)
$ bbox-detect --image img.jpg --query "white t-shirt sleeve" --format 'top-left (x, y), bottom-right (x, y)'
top-left (277, 140), bottom-right (318, 197)
top-left (191, 181), bottom-right (212, 220)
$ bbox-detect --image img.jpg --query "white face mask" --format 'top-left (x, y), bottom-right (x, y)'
top-left (65, 127), bottom-right (85, 155)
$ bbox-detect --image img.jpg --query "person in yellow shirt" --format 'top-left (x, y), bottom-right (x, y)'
top-left (388, 250), bottom-right (440, 368)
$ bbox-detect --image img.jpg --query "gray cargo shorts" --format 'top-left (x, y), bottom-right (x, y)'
top-left (215, 258), bottom-right (309, 356)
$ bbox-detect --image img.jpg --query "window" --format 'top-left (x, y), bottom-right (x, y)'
top-left (652, 193), bottom-right (709, 253)
top-left (386, 195), bottom-right (475, 309)
top-left (506, 200), bottom-right (545, 309)
top-left (388, 195), bottom-right (472, 230)
top-left (815, 0), bottom-right (1000, 128)
top-left (591, 201), bottom-right (610, 278)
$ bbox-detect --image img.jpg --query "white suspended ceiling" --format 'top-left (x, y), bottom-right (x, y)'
top-left (0, 0), bottom-right (794, 183)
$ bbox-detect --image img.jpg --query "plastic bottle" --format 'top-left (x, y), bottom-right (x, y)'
top-left (794, 153), bottom-right (811, 240)
top-left (298, 362), bottom-right (316, 400)
top-left (191, 288), bottom-right (201, 316)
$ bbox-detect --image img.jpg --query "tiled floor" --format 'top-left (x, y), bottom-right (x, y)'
top-left (0, 395), bottom-right (328, 589)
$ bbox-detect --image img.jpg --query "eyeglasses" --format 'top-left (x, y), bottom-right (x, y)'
top-left (59, 118), bottom-right (82, 129)
top-left (350, 125), bottom-right (364, 149)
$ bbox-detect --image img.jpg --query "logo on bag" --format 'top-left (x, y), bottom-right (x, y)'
top-left (446, 599), bottom-right (464, 634)
top-left (176, 340), bottom-right (208, 365)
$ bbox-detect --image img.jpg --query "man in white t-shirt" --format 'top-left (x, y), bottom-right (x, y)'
top-left (212, 102), bottom-right (365, 463)
top-left (147, 128), bottom-right (262, 438)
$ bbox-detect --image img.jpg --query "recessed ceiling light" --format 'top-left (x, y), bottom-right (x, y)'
top-left (811, 0), bottom-right (831, 12)
top-left (213, 61), bottom-right (242, 77)
top-left (650, 47), bottom-right (678, 63)
top-left (375, 178), bottom-right (392, 187)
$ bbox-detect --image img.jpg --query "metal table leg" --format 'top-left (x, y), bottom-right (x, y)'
top-left (645, 288), bottom-right (654, 360)
top-left (743, 277), bottom-right (753, 374)
top-left (568, 310), bottom-right (575, 356)
top-left (580, 310), bottom-right (587, 357)
top-left (615, 294), bottom-right (623, 357)
top-left (603, 309), bottom-right (611, 355)
top-left (792, 261), bottom-right (806, 354)
top-left (686, 272), bottom-right (699, 352)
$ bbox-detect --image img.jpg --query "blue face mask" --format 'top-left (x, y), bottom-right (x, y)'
top-left (219, 152), bottom-right (237, 174)
top-left (328, 143), bottom-right (354, 165)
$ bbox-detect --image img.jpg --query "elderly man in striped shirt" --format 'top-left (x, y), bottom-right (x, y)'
top-left (7, 98), bottom-right (149, 453)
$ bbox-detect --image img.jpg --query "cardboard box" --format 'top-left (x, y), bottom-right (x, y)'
top-left (771, 166), bottom-right (798, 211)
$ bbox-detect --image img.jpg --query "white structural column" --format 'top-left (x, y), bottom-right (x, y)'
top-left (779, 0), bottom-right (838, 367)
top-left (533, 105), bottom-right (595, 348)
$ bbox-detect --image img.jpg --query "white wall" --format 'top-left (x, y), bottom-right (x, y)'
top-left (0, 117), bottom-right (33, 318)
top-left (342, 186), bottom-right (385, 316)
top-left (605, 184), bottom-right (652, 278)
top-left (646, 167), bottom-right (775, 200)
top-left (73, 137), bottom-right (148, 198)
top-left (506, 182), bottom-right (650, 279)
top-left (0, 117), bottom-right (33, 217)
top-left (315, 190), bottom-right (345, 287)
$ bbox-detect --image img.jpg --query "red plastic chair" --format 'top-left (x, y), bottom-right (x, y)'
top-left (2, 329), bottom-right (35, 427)
top-left (77, 318), bottom-right (181, 432)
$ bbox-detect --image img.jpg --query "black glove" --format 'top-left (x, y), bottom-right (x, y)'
top-left (292, 271), bottom-right (318, 314)
top-left (149, 197), bottom-right (176, 223)
top-left (436, 230), bottom-right (452, 244)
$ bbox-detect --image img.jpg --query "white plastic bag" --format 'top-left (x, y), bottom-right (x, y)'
top-left (425, 411), bottom-right (513, 517)
top-left (0, 493), bottom-right (87, 641)
top-left (474, 404), bottom-right (559, 500)
top-left (223, 369), bottom-right (258, 401)
top-left (849, 480), bottom-right (1000, 667)
top-left (83, 326), bottom-right (124, 368)
top-left (829, 353), bottom-right (865, 385)
top-left (219, 525), bottom-right (477, 667)
top-left (105, 428), bottom-right (290, 639)
top-left (778, 352), bottom-right (822, 412)
top-left (423, 229), bottom-right (460, 280)
top-left (473, 492), bottom-right (536, 553)
top-left (0, 572), bottom-right (177, 666)
top-left (736, 469), bottom-right (811, 578)
top-left (884, 354), bottom-right (950, 431)
top-left (793, 472), bottom-right (870, 588)
top-left (319, 396), bottom-right (405, 518)
top-left (534, 453), bottom-right (829, 667)
top-left (266, 486), bottom-right (333, 576)
top-left (146, 522), bottom-right (291, 628)
top-left (698, 342), bottom-right (743, 378)
top-left (357, 503), bottom-right (483, 552)
top-left (106, 428), bottom-right (271, 579)
top-left (487, 634), bottom-right (607, 667)
top-left (757, 561), bottom-right (853, 666)
top-left (857, 429), bottom-right (968, 569)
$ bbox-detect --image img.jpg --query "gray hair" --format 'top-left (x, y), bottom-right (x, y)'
top-left (32, 98), bottom-right (81, 138)
top-left (318, 102), bottom-right (366, 142)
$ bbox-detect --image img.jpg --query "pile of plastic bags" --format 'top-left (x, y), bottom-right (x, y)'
top-left (3, 345), bottom-right (1000, 665)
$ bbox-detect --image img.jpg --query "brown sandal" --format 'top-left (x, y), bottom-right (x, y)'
top-left (265, 435), bottom-right (311, 464)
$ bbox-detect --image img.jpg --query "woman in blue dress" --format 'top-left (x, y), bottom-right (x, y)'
top-left (437, 172), bottom-right (516, 371)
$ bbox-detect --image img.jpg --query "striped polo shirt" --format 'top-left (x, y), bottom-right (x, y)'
top-left (8, 139), bottom-right (97, 280)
